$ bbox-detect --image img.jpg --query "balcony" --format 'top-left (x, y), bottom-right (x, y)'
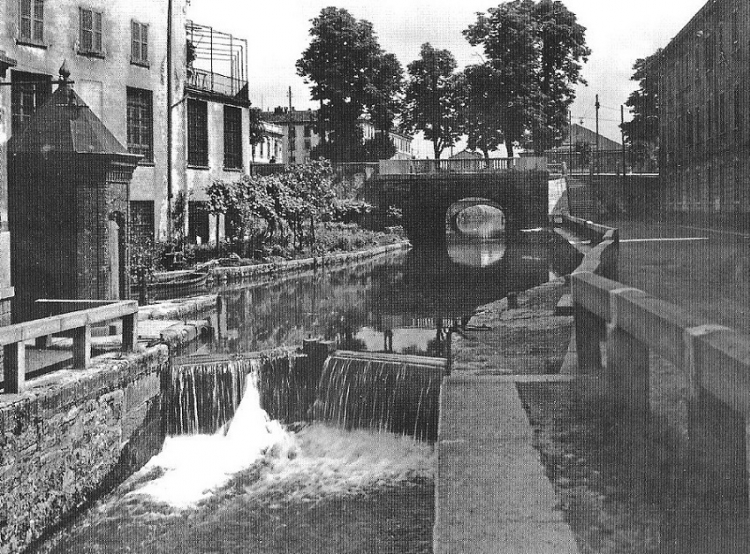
top-left (186, 67), bottom-right (248, 101)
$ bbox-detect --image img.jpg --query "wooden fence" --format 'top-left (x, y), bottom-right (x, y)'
top-left (1, 299), bottom-right (138, 394)
top-left (564, 214), bottom-right (750, 500)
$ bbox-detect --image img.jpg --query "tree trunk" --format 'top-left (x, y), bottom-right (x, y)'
top-left (506, 138), bottom-right (514, 158)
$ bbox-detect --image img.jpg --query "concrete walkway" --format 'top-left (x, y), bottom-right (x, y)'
top-left (434, 372), bottom-right (579, 554)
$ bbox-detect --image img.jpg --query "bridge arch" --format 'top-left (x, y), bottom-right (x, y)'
top-left (445, 198), bottom-right (506, 236)
top-left (371, 168), bottom-right (548, 245)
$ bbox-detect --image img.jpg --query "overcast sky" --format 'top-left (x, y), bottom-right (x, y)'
top-left (187, 0), bottom-right (707, 153)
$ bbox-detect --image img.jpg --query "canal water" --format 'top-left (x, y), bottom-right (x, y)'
top-left (34, 232), bottom-right (575, 554)
top-left (209, 233), bottom-right (571, 357)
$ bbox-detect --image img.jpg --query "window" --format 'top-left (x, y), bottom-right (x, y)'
top-left (19, 0), bottom-right (44, 44)
top-left (734, 87), bottom-right (743, 138)
top-left (130, 201), bottom-right (155, 245)
top-left (188, 201), bottom-right (210, 244)
top-left (718, 92), bottom-right (726, 136)
top-left (223, 106), bottom-right (242, 169)
top-left (304, 125), bottom-right (311, 138)
top-left (304, 138), bottom-right (311, 151)
top-left (695, 106), bottom-right (702, 145)
top-left (79, 8), bottom-right (103, 55)
top-left (131, 21), bottom-right (148, 65)
top-left (289, 137), bottom-right (296, 151)
top-left (187, 99), bottom-right (208, 167)
top-left (126, 88), bottom-right (153, 162)
top-left (11, 70), bottom-right (51, 134)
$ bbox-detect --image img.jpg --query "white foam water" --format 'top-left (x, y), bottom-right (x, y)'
top-left (131, 371), bottom-right (294, 508)
top-left (243, 424), bottom-right (435, 503)
top-left (129, 369), bottom-right (434, 510)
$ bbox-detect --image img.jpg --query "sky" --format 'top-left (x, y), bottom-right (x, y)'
top-left (187, 0), bottom-right (708, 155)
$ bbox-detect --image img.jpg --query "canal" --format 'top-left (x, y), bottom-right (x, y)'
top-left (32, 232), bottom-right (575, 554)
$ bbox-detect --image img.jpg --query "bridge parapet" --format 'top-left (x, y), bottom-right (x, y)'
top-left (379, 157), bottom-right (546, 175)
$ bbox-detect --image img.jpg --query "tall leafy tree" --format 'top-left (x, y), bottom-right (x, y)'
top-left (464, 0), bottom-right (590, 155)
top-left (455, 64), bottom-right (507, 160)
top-left (403, 43), bottom-right (463, 159)
top-left (621, 51), bottom-right (660, 169)
top-left (297, 7), bottom-right (402, 162)
top-left (366, 52), bottom-right (404, 134)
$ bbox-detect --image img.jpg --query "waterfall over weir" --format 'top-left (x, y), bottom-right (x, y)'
top-left (170, 349), bottom-right (445, 442)
top-left (314, 351), bottom-right (445, 442)
top-left (168, 351), bottom-right (306, 435)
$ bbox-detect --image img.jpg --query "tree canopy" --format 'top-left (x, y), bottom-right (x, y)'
top-left (464, 0), bottom-right (590, 155)
top-left (621, 51), bottom-right (660, 169)
top-left (403, 43), bottom-right (463, 159)
top-left (296, 7), bottom-right (403, 162)
top-left (454, 64), bottom-right (506, 159)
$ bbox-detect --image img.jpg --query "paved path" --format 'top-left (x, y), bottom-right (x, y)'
top-left (435, 372), bottom-right (579, 553)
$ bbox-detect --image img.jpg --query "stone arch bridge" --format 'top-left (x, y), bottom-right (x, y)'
top-left (365, 159), bottom-right (549, 245)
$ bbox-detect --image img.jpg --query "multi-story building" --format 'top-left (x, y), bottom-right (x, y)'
top-left (0, 1), bottom-right (269, 250)
top-left (261, 107), bottom-right (413, 164)
top-left (0, 0), bottom-right (189, 318)
top-left (657, 0), bottom-right (750, 218)
top-left (183, 20), bottom-right (255, 245)
top-left (252, 121), bottom-right (283, 164)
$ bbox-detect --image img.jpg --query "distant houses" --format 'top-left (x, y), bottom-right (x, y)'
top-left (260, 107), bottom-right (414, 164)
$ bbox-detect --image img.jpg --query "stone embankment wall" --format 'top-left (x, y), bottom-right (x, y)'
top-left (0, 347), bottom-right (168, 554)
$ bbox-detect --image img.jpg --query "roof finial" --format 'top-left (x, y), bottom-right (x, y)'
top-left (59, 60), bottom-right (70, 83)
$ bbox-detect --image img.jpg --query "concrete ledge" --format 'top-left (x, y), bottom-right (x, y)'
top-left (435, 374), bottom-right (579, 554)
top-left (207, 241), bottom-right (411, 285)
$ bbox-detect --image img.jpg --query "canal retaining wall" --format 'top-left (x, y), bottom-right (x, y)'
top-left (0, 346), bottom-right (168, 554)
top-left (207, 241), bottom-right (410, 286)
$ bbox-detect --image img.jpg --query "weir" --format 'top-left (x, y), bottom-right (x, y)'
top-left (315, 350), bottom-right (445, 442)
top-left (170, 347), bottom-right (445, 442)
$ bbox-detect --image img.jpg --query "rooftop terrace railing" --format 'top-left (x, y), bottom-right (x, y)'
top-left (1, 299), bottom-right (138, 394)
top-left (187, 68), bottom-right (248, 100)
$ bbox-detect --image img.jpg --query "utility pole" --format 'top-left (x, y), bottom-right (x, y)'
top-left (287, 86), bottom-right (293, 165)
top-left (621, 105), bottom-right (627, 184)
top-left (595, 94), bottom-right (600, 175)
top-left (166, 0), bottom-right (173, 242)
top-left (568, 109), bottom-right (573, 173)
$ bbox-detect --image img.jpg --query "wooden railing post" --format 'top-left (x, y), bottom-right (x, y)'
top-left (683, 325), bottom-right (730, 442)
top-left (72, 324), bottom-right (92, 368)
top-left (122, 313), bottom-right (138, 352)
top-left (573, 303), bottom-right (603, 374)
top-left (4, 342), bottom-right (25, 393)
top-left (607, 288), bottom-right (650, 503)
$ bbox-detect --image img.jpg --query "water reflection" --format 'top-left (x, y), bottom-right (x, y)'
top-left (208, 235), bottom-right (577, 357)
top-left (446, 236), bottom-right (507, 267)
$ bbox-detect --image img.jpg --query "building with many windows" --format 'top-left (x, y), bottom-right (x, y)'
top-left (261, 107), bottom-right (414, 164)
top-left (657, 0), bottom-right (750, 218)
top-left (0, 1), bottom-right (273, 249)
top-left (182, 20), bottom-right (255, 245)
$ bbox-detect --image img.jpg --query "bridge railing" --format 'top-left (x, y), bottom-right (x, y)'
top-left (379, 157), bottom-right (547, 175)
top-left (1, 299), bottom-right (138, 394)
top-left (567, 218), bottom-right (750, 500)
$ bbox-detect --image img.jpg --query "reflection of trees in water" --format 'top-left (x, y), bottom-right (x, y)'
top-left (213, 239), bottom-right (567, 355)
